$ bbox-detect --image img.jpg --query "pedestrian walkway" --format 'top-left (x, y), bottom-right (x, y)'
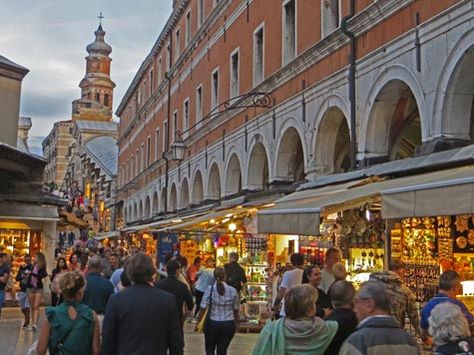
top-left (0, 307), bottom-right (258, 355)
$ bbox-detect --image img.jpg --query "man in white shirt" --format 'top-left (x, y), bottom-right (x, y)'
top-left (272, 253), bottom-right (305, 317)
top-left (319, 247), bottom-right (342, 294)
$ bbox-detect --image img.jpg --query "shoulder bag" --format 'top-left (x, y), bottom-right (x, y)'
top-left (51, 314), bottom-right (81, 355)
top-left (196, 284), bottom-right (214, 333)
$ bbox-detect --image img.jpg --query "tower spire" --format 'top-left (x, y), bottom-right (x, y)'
top-left (97, 12), bottom-right (104, 27)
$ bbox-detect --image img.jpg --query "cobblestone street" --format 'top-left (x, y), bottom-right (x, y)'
top-left (0, 308), bottom-right (258, 355)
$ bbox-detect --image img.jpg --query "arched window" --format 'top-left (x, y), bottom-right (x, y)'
top-left (95, 92), bottom-right (100, 102)
top-left (104, 93), bottom-right (110, 107)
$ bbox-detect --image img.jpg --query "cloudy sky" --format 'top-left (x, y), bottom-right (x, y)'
top-left (1, 0), bottom-right (172, 155)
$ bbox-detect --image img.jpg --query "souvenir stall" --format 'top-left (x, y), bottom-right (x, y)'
top-left (266, 204), bottom-right (386, 288)
top-left (387, 214), bottom-right (474, 310)
top-left (158, 205), bottom-right (275, 330)
top-left (0, 228), bottom-right (42, 290)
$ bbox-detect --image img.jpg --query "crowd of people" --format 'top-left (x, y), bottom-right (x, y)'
top-left (3, 238), bottom-right (474, 354)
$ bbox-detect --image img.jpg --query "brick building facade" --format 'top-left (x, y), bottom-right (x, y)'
top-left (117, 0), bottom-right (474, 225)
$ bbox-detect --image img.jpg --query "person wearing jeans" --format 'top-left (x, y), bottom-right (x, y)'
top-left (196, 267), bottom-right (239, 355)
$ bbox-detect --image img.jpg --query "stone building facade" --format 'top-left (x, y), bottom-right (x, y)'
top-left (117, 0), bottom-right (474, 225)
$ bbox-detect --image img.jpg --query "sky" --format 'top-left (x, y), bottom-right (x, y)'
top-left (1, 0), bottom-right (173, 155)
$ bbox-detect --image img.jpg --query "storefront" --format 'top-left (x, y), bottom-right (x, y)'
top-left (0, 217), bottom-right (57, 304)
top-left (155, 203), bottom-right (275, 328)
top-left (259, 164), bottom-right (474, 310)
top-left (381, 165), bottom-right (474, 309)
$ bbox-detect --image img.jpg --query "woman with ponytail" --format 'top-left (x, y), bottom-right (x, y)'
top-left (36, 271), bottom-right (100, 355)
top-left (196, 266), bottom-right (240, 355)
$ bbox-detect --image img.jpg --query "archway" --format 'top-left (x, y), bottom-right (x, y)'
top-left (144, 196), bottom-right (151, 219)
top-left (442, 44), bottom-right (474, 142)
top-left (192, 170), bottom-right (204, 204)
top-left (169, 184), bottom-right (177, 212)
top-left (139, 200), bottom-right (144, 220)
top-left (160, 189), bottom-right (166, 213)
top-left (180, 179), bottom-right (190, 210)
top-left (275, 127), bottom-right (305, 182)
top-left (314, 107), bottom-right (351, 173)
top-left (365, 79), bottom-right (422, 162)
top-left (152, 191), bottom-right (159, 215)
top-left (247, 142), bottom-right (269, 191)
top-left (124, 207), bottom-right (128, 223)
top-left (133, 203), bottom-right (137, 221)
top-left (225, 154), bottom-right (242, 196)
top-left (207, 163), bottom-right (221, 201)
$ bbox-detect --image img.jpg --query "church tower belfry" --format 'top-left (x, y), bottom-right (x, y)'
top-left (72, 19), bottom-right (116, 122)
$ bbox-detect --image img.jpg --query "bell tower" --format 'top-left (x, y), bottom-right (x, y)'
top-left (72, 16), bottom-right (116, 122)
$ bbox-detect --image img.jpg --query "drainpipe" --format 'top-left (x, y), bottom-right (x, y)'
top-left (341, 0), bottom-right (357, 169)
top-left (162, 34), bottom-right (173, 214)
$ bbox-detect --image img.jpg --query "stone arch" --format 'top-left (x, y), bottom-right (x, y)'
top-left (207, 162), bottom-right (221, 201)
top-left (133, 203), bottom-right (138, 221)
top-left (224, 153), bottom-right (242, 196)
top-left (192, 170), bottom-right (204, 205)
top-left (247, 141), bottom-right (269, 191)
top-left (169, 183), bottom-right (178, 212)
top-left (160, 188), bottom-right (166, 213)
top-left (274, 125), bottom-right (306, 182)
top-left (436, 30), bottom-right (474, 143)
top-left (314, 106), bottom-right (351, 173)
top-left (152, 191), bottom-right (159, 215)
top-left (139, 200), bottom-right (144, 220)
top-left (124, 206), bottom-right (128, 223)
top-left (144, 196), bottom-right (151, 219)
top-left (362, 65), bottom-right (428, 162)
top-left (180, 178), bottom-right (190, 209)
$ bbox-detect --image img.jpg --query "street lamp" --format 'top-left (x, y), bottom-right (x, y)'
top-left (169, 131), bottom-right (186, 162)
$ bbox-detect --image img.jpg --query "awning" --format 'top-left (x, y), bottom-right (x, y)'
top-left (153, 197), bottom-right (278, 233)
top-left (94, 230), bottom-right (121, 240)
top-left (122, 210), bottom-right (210, 233)
top-left (258, 165), bottom-right (474, 235)
top-left (257, 179), bottom-right (382, 235)
top-left (381, 165), bottom-right (474, 218)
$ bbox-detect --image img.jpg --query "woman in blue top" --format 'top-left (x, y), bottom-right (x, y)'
top-left (37, 271), bottom-right (100, 355)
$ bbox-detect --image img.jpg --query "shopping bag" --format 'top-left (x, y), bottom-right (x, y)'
top-left (196, 307), bottom-right (209, 333)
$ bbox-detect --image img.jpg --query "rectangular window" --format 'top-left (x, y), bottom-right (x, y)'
top-left (322, 0), bottom-right (340, 37)
top-left (146, 136), bottom-right (151, 167)
top-left (144, 80), bottom-right (148, 99)
top-left (183, 99), bottom-right (189, 136)
top-left (163, 121), bottom-right (169, 152)
top-left (283, 0), bottom-right (296, 65)
top-left (140, 144), bottom-right (144, 172)
top-left (211, 68), bottom-right (219, 110)
top-left (130, 156), bottom-right (134, 178)
top-left (166, 42), bottom-right (171, 70)
top-left (185, 11), bottom-right (191, 45)
top-left (135, 150), bottom-right (139, 176)
top-left (196, 84), bottom-right (203, 125)
top-left (155, 128), bottom-right (160, 161)
top-left (173, 110), bottom-right (178, 142)
top-left (253, 24), bottom-right (264, 86)
top-left (175, 29), bottom-right (180, 59)
top-left (230, 49), bottom-right (240, 99)
top-left (158, 57), bottom-right (163, 82)
top-left (149, 69), bottom-right (154, 94)
top-left (198, 0), bottom-right (204, 27)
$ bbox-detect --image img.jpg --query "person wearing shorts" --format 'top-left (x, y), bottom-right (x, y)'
top-left (16, 254), bottom-right (32, 328)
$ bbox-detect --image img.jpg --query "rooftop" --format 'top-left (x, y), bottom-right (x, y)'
top-left (83, 136), bottom-right (118, 176)
top-left (75, 120), bottom-right (117, 132)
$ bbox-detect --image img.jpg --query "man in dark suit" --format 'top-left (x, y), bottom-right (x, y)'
top-left (156, 259), bottom-right (194, 328)
top-left (83, 256), bottom-right (114, 316)
top-left (324, 280), bottom-right (358, 355)
top-left (102, 252), bottom-right (184, 355)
